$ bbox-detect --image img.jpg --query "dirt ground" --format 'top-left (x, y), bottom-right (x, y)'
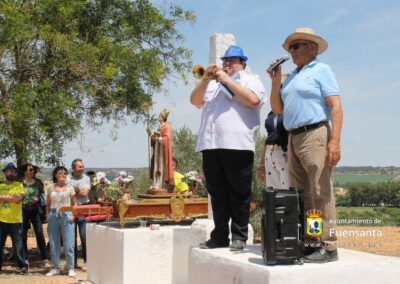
top-left (1, 223), bottom-right (89, 284)
top-left (1, 226), bottom-right (399, 283)
top-left (336, 226), bottom-right (400, 257)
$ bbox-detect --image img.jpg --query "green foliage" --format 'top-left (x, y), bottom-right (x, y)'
top-left (97, 180), bottom-right (124, 202)
top-left (132, 168), bottom-right (151, 194)
top-left (172, 126), bottom-right (202, 174)
top-left (336, 207), bottom-right (400, 226)
top-left (0, 163), bottom-right (4, 182)
top-left (334, 173), bottom-right (395, 185)
top-left (345, 182), bottom-right (400, 207)
top-left (0, 0), bottom-right (195, 166)
top-left (251, 135), bottom-right (266, 207)
top-left (172, 126), bottom-right (207, 197)
top-left (335, 193), bottom-right (351, 207)
top-left (249, 208), bottom-right (262, 241)
top-left (249, 135), bottom-right (266, 239)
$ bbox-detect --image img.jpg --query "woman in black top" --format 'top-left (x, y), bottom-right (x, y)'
top-left (20, 163), bottom-right (49, 265)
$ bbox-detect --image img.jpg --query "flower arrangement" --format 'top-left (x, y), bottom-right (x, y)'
top-left (92, 172), bottom-right (110, 188)
top-left (115, 171), bottom-right (135, 188)
top-left (182, 171), bottom-right (203, 188)
top-left (97, 171), bottom-right (135, 202)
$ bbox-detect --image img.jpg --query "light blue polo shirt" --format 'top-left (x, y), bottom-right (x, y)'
top-left (281, 60), bottom-right (340, 130)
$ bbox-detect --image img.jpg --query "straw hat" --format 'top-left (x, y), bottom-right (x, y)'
top-left (282, 27), bottom-right (328, 54)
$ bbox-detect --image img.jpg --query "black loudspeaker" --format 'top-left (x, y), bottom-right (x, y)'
top-left (261, 187), bottom-right (305, 265)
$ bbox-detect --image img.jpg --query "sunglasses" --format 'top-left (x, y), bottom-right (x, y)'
top-left (25, 168), bottom-right (34, 172)
top-left (289, 42), bottom-right (310, 51)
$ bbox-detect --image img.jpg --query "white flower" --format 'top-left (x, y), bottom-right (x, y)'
top-left (96, 172), bottom-right (107, 180)
top-left (118, 171), bottom-right (127, 178)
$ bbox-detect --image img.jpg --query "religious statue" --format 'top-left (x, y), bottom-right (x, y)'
top-left (147, 108), bottom-right (174, 191)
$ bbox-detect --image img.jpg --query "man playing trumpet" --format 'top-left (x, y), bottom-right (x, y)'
top-left (190, 45), bottom-right (266, 251)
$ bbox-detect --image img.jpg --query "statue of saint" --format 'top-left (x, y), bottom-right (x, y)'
top-left (147, 108), bottom-right (174, 190)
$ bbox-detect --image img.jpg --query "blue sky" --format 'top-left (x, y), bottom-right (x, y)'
top-left (63, 0), bottom-right (400, 168)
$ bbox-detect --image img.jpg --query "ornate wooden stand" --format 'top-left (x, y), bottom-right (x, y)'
top-left (117, 196), bottom-right (208, 228)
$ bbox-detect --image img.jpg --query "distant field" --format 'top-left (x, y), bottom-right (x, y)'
top-left (24, 167), bottom-right (400, 184)
top-left (334, 173), bottom-right (397, 184)
top-left (336, 206), bottom-right (400, 226)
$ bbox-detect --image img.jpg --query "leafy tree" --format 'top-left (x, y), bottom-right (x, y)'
top-left (0, 0), bottom-right (195, 166)
top-left (172, 126), bottom-right (208, 196)
top-left (335, 193), bottom-right (351, 207)
top-left (172, 126), bottom-right (202, 174)
top-left (249, 135), bottom-right (266, 239)
top-left (252, 135), bottom-right (266, 208)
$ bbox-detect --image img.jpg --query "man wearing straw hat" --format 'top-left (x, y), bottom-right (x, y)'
top-left (268, 28), bottom-right (343, 263)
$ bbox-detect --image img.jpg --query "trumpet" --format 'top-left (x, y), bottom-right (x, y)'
top-left (192, 64), bottom-right (232, 80)
top-left (192, 64), bottom-right (235, 98)
top-left (192, 64), bottom-right (207, 79)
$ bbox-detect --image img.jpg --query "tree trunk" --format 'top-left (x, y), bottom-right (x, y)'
top-left (14, 142), bottom-right (27, 168)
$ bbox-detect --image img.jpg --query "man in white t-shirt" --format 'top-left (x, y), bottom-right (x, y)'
top-left (190, 45), bottom-right (266, 251)
top-left (66, 158), bottom-right (90, 271)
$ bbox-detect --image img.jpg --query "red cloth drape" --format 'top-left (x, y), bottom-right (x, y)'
top-left (160, 122), bottom-right (174, 186)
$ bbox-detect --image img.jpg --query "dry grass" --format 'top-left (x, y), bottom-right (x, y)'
top-left (337, 226), bottom-right (400, 257)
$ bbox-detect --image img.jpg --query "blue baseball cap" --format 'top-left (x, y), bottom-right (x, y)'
top-left (220, 45), bottom-right (248, 62)
top-left (2, 162), bottom-right (17, 172)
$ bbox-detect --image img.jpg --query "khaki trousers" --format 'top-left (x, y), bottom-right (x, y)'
top-left (288, 125), bottom-right (337, 251)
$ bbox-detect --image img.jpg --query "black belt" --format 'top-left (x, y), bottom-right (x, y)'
top-left (289, 122), bottom-right (327, 135)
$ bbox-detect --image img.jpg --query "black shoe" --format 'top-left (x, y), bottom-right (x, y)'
top-left (229, 240), bottom-right (246, 251)
top-left (304, 246), bottom-right (316, 255)
top-left (304, 242), bottom-right (321, 255)
top-left (304, 248), bottom-right (338, 263)
top-left (199, 239), bottom-right (229, 249)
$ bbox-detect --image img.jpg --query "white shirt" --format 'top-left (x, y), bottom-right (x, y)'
top-left (48, 184), bottom-right (75, 211)
top-left (195, 71), bottom-right (267, 152)
top-left (66, 174), bottom-right (91, 205)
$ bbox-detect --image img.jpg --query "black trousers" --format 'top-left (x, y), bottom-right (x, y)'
top-left (0, 221), bottom-right (27, 270)
top-left (22, 209), bottom-right (48, 260)
top-left (202, 149), bottom-right (254, 243)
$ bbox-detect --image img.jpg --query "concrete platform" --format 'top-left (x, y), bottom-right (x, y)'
top-left (188, 245), bottom-right (400, 284)
top-left (86, 219), bottom-right (253, 284)
top-left (87, 222), bottom-right (200, 284)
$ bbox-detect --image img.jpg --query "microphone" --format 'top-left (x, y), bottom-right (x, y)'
top-left (267, 54), bottom-right (290, 73)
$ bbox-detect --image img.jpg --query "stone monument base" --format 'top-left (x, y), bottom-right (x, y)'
top-left (188, 245), bottom-right (400, 284)
top-left (86, 219), bottom-right (253, 284)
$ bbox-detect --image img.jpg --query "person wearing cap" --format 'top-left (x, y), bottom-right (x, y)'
top-left (0, 162), bottom-right (29, 274)
top-left (268, 28), bottom-right (343, 263)
top-left (191, 45), bottom-right (266, 251)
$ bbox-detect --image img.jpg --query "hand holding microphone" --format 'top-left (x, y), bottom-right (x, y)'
top-left (266, 54), bottom-right (290, 73)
